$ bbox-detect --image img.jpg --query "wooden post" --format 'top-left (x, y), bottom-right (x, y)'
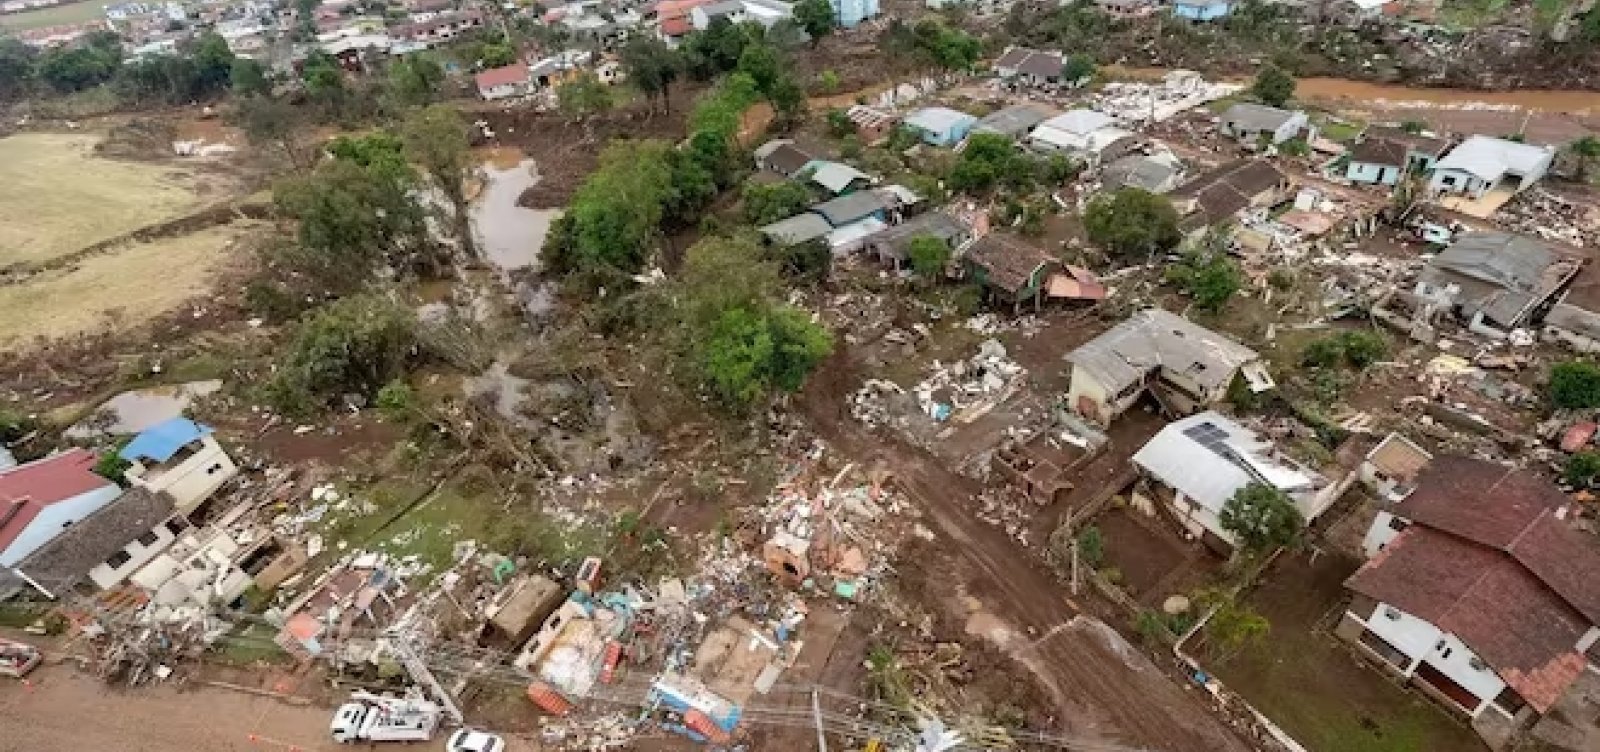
top-left (1070, 539), bottom-right (1080, 596)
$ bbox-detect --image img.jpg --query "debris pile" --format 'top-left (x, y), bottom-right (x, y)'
top-left (1497, 188), bottom-right (1600, 248)
top-left (912, 339), bottom-right (1027, 423)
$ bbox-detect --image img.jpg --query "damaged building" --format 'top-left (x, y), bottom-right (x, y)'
top-left (1410, 231), bottom-right (1583, 337)
top-left (1064, 308), bottom-right (1273, 426)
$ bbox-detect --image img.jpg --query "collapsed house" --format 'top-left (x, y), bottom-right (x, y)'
top-left (1131, 411), bottom-right (1342, 554)
top-left (1168, 159), bottom-right (1294, 236)
top-left (1409, 231), bottom-right (1582, 337)
top-left (1340, 456), bottom-right (1600, 751)
top-left (1064, 308), bottom-right (1272, 426)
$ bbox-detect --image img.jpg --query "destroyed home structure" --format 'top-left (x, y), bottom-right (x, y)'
top-left (1065, 308), bottom-right (1272, 426)
top-left (1217, 102), bottom-right (1311, 146)
top-left (276, 555), bottom-right (413, 661)
top-left (1094, 0), bottom-right (1157, 18)
top-left (1345, 126), bottom-right (1452, 186)
top-left (1132, 411), bottom-right (1341, 553)
top-left (844, 105), bottom-right (896, 145)
top-left (753, 138), bottom-right (817, 178)
top-left (481, 574), bottom-right (565, 648)
top-left (1410, 231), bottom-right (1582, 337)
top-left (1428, 135), bottom-right (1555, 201)
top-left (119, 417), bottom-right (238, 519)
top-left (973, 103), bottom-right (1057, 140)
top-left (131, 509), bottom-right (306, 611)
top-left (1027, 109), bottom-right (1139, 165)
top-left (861, 210), bottom-right (972, 271)
top-left (0, 449), bottom-right (123, 574)
top-left (961, 234), bottom-right (1058, 313)
top-left (992, 46), bottom-right (1065, 86)
top-left (902, 106), bottom-right (977, 147)
top-left (1339, 456), bottom-right (1600, 750)
top-left (1100, 152), bottom-right (1185, 194)
top-left (1543, 302), bottom-right (1600, 353)
top-left (1168, 159), bottom-right (1294, 235)
top-left (0, 488), bottom-right (173, 600)
top-left (1359, 433), bottom-right (1433, 505)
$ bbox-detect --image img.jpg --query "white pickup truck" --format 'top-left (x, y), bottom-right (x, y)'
top-left (329, 691), bottom-right (443, 744)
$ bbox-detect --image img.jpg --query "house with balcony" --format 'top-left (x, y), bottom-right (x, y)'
top-left (119, 417), bottom-right (238, 519)
top-left (1339, 456), bottom-right (1600, 750)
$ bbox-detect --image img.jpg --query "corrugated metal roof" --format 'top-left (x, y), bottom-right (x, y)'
top-left (1435, 135), bottom-right (1553, 182)
top-left (120, 417), bottom-right (213, 463)
top-left (1065, 308), bottom-right (1259, 393)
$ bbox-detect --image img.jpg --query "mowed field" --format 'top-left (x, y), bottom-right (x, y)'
top-left (0, 132), bottom-right (203, 267)
top-left (0, 0), bottom-right (115, 29)
top-left (0, 221), bottom-right (259, 349)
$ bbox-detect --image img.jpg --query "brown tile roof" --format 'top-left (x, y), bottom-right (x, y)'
top-left (766, 144), bottom-right (816, 175)
top-left (1347, 526), bottom-right (1590, 713)
top-left (968, 234), bottom-right (1057, 295)
top-left (1364, 126), bottom-right (1451, 158)
top-left (0, 488), bottom-right (174, 596)
top-left (994, 47), bottom-right (1034, 69)
top-left (1170, 159), bottom-right (1289, 226)
top-left (1017, 51), bottom-right (1063, 79)
top-left (1349, 137), bottom-right (1408, 167)
top-left (1348, 456), bottom-right (1600, 712)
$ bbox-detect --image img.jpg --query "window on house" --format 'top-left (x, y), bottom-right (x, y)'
top-left (136, 530), bottom-right (159, 547)
top-left (1439, 647), bottom-right (1453, 660)
top-left (207, 463), bottom-right (224, 475)
top-left (165, 517), bottom-right (189, 535)
top-left (1383, 606), bottom-right (1401, 621)
top-left (1493, 687), bottom-right (1527, 715)
top-left (1388, 516), bottom-right (1410, 532)
top-left (105, 550), bottom-right (132, 569)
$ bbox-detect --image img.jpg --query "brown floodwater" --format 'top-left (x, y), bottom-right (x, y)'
top-left (1114, 67), bottom-right (1600, 113)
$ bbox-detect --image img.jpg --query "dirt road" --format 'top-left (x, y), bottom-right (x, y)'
top-left (798, 350), bottom-right (1255, 752)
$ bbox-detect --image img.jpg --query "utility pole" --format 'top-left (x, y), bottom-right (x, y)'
top-left (392, 632), bottom-right (465, 724)
top-left (1070, 539), bottom-right (1080, 596)
top-left (812, 688), bottom-right (829, 752)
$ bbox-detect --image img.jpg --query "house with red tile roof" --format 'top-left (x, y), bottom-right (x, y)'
top-left (0, 449), bottom-right (123, 570)
top-left (1337, 456), bottom-right (1600, 750)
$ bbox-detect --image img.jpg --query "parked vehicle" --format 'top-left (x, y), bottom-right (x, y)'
top-left (446, 729), bottom-right (507, 752)
top-left (0, 638), bottom-right (41, 679)
top-left (329, 690), bottom-right (443, 744)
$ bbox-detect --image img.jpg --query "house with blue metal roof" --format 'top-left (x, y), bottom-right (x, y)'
top-left (120, 417), bottom-right (238, 517)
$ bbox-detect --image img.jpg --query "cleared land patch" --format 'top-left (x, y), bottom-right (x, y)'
top-left (0, 132), bottom-right (203, 267)
top-left (0, 0), bottom-right (115, 29)
top-left (0, 221), bottom-right (258, 349)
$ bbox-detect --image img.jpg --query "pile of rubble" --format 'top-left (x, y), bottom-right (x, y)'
top-left (912, 339), bottom-right (1027, 423)
top-left (971, 487), bottom-right (1035, 547)
top-left (1497, 188), bottom-right (1600, 248)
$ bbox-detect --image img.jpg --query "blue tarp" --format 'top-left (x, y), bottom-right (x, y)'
top-left (118, 417), bottom-right (213, 462)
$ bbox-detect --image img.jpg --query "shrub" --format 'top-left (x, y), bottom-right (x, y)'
top-left (1551, 361), bottom-right (1600, 410)
top-left (1567, 452), bottom-right (1600, 487)
top-left (1075, 525), bottom-right (1105, 567)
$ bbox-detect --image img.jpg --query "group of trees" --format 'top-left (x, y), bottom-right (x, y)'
top-left (0, 29), bottom-right (269, 106)
top-left (880, 18), bottom-right (982, 72)
top-left (1084, 188), bottom-right (1183, 262)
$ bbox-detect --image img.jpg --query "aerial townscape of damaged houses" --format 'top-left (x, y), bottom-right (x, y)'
top-left (8, 0), bottom-right (1600, 747)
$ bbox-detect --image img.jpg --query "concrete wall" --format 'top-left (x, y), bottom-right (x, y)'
top-left (87, 518), bottom-right (180, 590)
top-left (1362, 510), bottom-right (1403, 558)
top-left (126, 436), bottom-right (237, 516)
top-left (1347, 160), bottom-right (1402, 185)
top-left (1066, 365), bottom-right (1117, 426)
top-left (0, 485), bottom-right (123, 567)
top-left (1429, 168), bottom-right (1487, 197)
top-left (1355, 601), bottom-right (1508, 716)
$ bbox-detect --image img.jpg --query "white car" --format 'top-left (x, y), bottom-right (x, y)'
top-left (446, 729), bottom-right (506, 752)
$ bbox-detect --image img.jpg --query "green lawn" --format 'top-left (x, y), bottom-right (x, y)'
top-left (1206, 552), bottom-right (1486, 752)
top-left (0, 0), bottom-right (116, 30)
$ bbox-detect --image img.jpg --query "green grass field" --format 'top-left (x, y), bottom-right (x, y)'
top-left (0, 0), bottom-right (116, 30)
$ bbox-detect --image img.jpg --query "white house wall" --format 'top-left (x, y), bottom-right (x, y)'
top-left (1066, 365), bottom-right (1115, 425)
top-left (87, 523), bottom-right (178, 590)
top-left (0, 485), bottom-right (122, 566)
top-left (1359, 601), bottom-right (1506, 715)
top-left (129, 437), bottom-right (238, 515)
top-left (1363, 511), bottom-right (1403, 558)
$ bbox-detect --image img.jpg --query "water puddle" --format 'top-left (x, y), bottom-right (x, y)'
top-left (469, 158), bottom-right (563, 320)
top-left (462, 360), bottom-right (535, 429)
top-left (66, 379), bottom-right (223, 438)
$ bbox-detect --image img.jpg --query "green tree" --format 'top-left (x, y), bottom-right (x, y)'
top-left (300, 51), bottom-right (348, 115)
top-left (1167, 250), bottom-right (1241, 312)
top-left (1566, 452), bottom-right (1600, 487)
top-left (737, 42), bottom-right (782, 96)
top-left (620, 35), bottom-right (681, 114)
top-left (818, 69), bottom-right (841, 92)
top-left (93, 439), bottom-right (132, 485)
top-left (37, 41), bottom-right (120, 92)
top-left (238, 95), bottom-right (312, 169)
top-left (230, 57), bottom-right (269, 96)
top-left (262, 296), bottom-right (420, 416)
top-left (188, 30), bottom-right (234, 95)
top-left (0, 36), bottom-right (35, 102)
top-left (1551, 361), bottom-right (1600, 409)
top-left (478, 42), bottom-right (516, 68)
top-left (947, 132), bottom-right (1032, 194)
top-left (1060, 53), bottom-right (1096, 85)
top-left (1196, 588), bottom-right (1270, 660)
top-left (742, 180), bottom-right (813, 225)
top-left (1084, 188), bottom-right (1182, 261)
top-left (825, 107), bottom-right (854, 138)
top-left (910, 18), bottom-right (980, 70)
top-left (1251, 64), bottom-right (1295, 108)
top-left (794, 0), bottom-right (836, 46)
top-left (272, 157), bottom-right (435, 291)
top-left (388, 54), bottom-right (445, 107)
top-left (1339, 331), bottom-right (1386, 368)
top-left (907, 235), bottom-right (950, 280)
top-left (402, 105), bottom-right (478, 259)
top-left (1075, 525), bottom-right (1105, 567)
top-left (1219, 482), bottom-right (1303, 554)
top-left (557, 71), bottom-right (614, 118)
top-left (1567, 135), bottom-right (1600, 183)
top-left (542, 140), bottom-right (675, 283)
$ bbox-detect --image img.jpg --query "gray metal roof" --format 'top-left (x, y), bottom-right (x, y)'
top-left (1546, 303), bottom-right (1600, 340)
top-left (1220, 102), bottom-right (1298, 132)
top-left (1420, 231), bottom-right (1569, 327)
top-left (1132, 411), bottom-right (1323, 531)
top-left (759, 213), bottom-right (832, 246)
top-left (904, 107), bottom-right (977, 135)
top-left (1066, 308), bottom-right (1260, 393)
top-left (810, 191), bottom-right (890, 227)
top-left (1434, 135), bottom-right (1554, 183)
top-left (807, 161), bottom-right (871, 194)
top-left (974, 103), bottom-right (1056, 138)
top-left (863, 211), bottom-right (968, 260)
top-left (1101, 154), bottom-right (1181, 194)
top-left (1037, 109), bottom-right (1114, 136)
